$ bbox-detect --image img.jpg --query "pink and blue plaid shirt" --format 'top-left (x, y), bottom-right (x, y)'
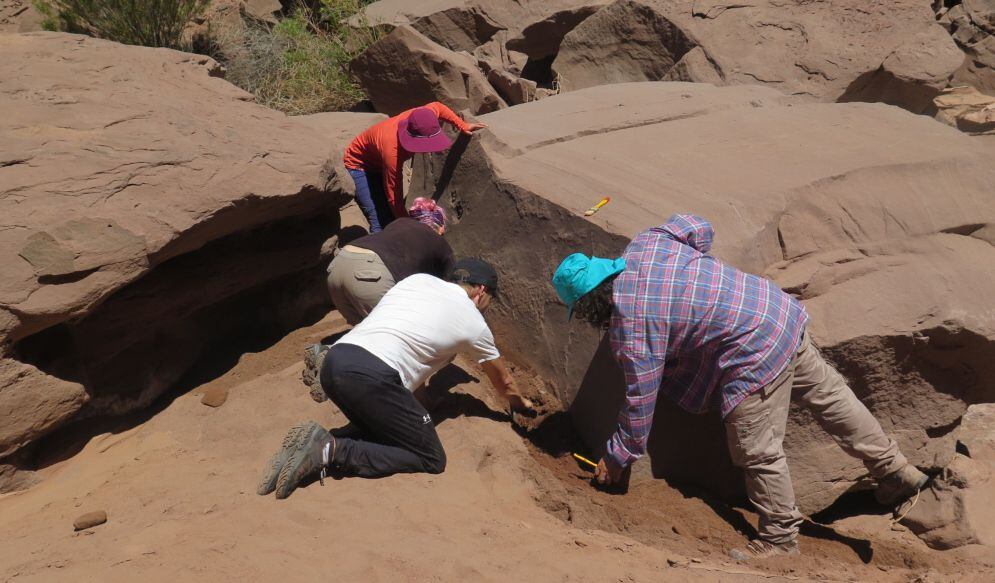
top-left (606, 215), bottom-right (809, 468)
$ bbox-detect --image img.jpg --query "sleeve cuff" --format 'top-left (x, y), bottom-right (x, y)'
top-left (605, 436), bottom-right (639, 468)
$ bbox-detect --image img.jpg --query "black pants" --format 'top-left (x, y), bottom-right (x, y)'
top-left (320, 343), bottom-right (446, 477)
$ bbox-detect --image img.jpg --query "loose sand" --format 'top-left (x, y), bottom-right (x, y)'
top-left (1, 312), bottom-right (991, 582)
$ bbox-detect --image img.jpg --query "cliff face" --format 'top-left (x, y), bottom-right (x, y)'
top-left (414, 81), bottom-right (995, 515)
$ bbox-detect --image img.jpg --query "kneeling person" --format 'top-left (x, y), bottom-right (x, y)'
top-left (259, 259), bottom-right (532, 499)
top-left (327, 197), bottom-right (453, 326)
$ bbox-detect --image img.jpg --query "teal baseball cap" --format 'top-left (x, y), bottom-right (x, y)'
top-left (552, 253), bottom-right (625, 318)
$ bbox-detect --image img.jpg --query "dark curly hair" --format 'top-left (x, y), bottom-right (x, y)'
top-left (573, 276), bottom-right (616, 330)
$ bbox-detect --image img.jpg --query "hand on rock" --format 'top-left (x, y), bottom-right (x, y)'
top-left (463, 123), bottom-right (487, 135)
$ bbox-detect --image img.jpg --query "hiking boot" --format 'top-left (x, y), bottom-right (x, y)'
top-left (256, 423), bottom-right (315, 496)
top-left (729, 539), bottom-right (800, 561)
top-left (875, 464), bottom-right (929, 507)
top-left (302, 343), bottom-right (329, 403)
top-left (274, 421), bottom-right (333, 500)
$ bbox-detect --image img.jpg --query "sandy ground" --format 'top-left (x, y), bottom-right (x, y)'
top-left (1, 312), bottom-right (992, 583)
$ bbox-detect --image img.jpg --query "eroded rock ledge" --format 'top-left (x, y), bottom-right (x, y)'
top-left (413, 82), bottom-right (995, 522)
top-left (0, 33), bottom-right (376, 487)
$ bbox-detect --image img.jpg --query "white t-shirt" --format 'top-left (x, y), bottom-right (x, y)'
top-left (336, 273), bottom-right (501, 390)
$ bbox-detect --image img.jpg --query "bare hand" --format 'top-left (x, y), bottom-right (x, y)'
top-left (462, 122), bottom-right (487, 135)
top-left (594, 457), bottom-right (623, 486)
top-left (506, 392), bottom-right (534, 414)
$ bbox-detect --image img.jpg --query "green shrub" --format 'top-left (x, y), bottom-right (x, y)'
top-left (34, 0), bottom-right (209, 49)
top-left (204, 1), bottom-right (382, 115)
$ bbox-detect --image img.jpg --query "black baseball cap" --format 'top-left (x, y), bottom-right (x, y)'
top-left (448, 257), bottom-right (499, 295)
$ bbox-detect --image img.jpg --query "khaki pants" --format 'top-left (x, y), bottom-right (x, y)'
top-left (724, 331), bottom-right (907, 543)
top-left (326, 249), bottom-right (396, 325)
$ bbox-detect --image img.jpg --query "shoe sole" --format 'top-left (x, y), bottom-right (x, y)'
top-left (302, 345), bottom-right (328, 402)
top-left (256, 424), bottom-right (312, 496)
top-left (275, 422), bottom-right (327, 500)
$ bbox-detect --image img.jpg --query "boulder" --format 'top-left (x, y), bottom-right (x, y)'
top-left (0, 32), bottom-right (366, 475)
top-left (350, 25), bottom-right (506, 116)
top-left (900, 405), bottom-right (995, 549)
top-left (529, 0), bottom-right (965, 113)
top-left (941, 1), bottom-right (995, 95)
top-left (506, 3), bottom-right (607, 61)
top-left (899, 454), bottom-right (995, 549)
top-left (0, 0), bottom-right (44, 33)
top-left (353, 0), bottom-right (504, 52)
top-left (958, 403), bottom-right (995, 463)
top-left (487, 69), bottom-right (540, 105)
top-left (473, 31), bottom-right (528, 76)
top-left (934, 85), bottom-right (995, 133)
top-left (552, 0), bottom-right (696, 92)
top-left (243, 0), bottom-right (281, 23)
top-left (411, 82), bottom-right (995, 514)
top-left (838, 25), bottom-right (967, 114)
top-left (292, 112), bottom-right (389, 197)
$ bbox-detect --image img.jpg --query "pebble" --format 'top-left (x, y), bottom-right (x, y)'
top-left (200, 386), bottom-right (228, 407)
top-left (73, 510), bottom-right (107, 531)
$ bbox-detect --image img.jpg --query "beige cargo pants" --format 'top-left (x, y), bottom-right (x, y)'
top-left (326, 247), bottom-right (396, 325)
top-left (723, 331), bottom-right (907, 543)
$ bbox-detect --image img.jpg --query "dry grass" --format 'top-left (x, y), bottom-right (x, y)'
top-left (203, 0), bottom-right (382, 115)
top-left (35, 0), bottom-right (209, 49)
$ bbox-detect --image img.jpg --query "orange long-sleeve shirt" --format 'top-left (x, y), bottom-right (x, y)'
top-left (343, 102), bottom-right (470, 220)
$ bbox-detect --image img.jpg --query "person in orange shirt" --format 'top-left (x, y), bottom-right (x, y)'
top-left (342, 102), bottom-right (486, 232)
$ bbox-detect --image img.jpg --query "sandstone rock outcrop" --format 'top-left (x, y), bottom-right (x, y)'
top-left (0, 0), bottom-right (43, 33)
top-left (934, 85), bottom-right (995, 133)
top-left (545, 0), bottom-right (965, 113)
top-left (0, 32), bottom-right (361, 475)
top-left (350, 25), bottom-right (506, 116)
top-left (353, 0), bottom-right (966, 115)
top-left (899, 404), bottom-right (995, 549)
top-left (553, 0), bottom-right (696, 92)
top-left (505, 3), bottom-right (606, 61)
top-left (939, 0), bottom-right (995, 96)
top-left (411, 82), bottom-right (995, 515)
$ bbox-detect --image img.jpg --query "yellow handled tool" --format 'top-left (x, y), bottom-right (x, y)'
top-left (573, 453), bottom-right (598, 470)
top-left (584, 196), bottom-right (611, 216)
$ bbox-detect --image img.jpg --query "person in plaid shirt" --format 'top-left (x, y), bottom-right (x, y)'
top-left (553, 214), bottom-right (928, 560)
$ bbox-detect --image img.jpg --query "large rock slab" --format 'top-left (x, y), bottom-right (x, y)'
top-left (553, 0), bottom-right (696, 92)
top-left (934, 85), bottom-right (995, 133)
top-left (506, 3), bottom-right (607, 61)
top-left (900, 404), bottom-right (995, 549)
top-left (350, 25), bottom-right (506, 116)
top-left (356, 0), bottom-right (605, 44)
top-left (941, 0), bottom-right (995, 96)
top-left (0, 32), bottom-right (360, 468)
top-left (537, 0), bottom-right (964, 113)
top-left (412, 82), bottom-right (995, 514)
top-left (0, 0), bottom-right (43, 32)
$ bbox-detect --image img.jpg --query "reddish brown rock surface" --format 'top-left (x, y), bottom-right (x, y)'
top-left (350, 25), bottom-right (506, 116)
top-left (356, 0), bottom-right (967, 114)
top-left (0, 32), bottom-right (363, 473)
top-left (940, 0), bottom-right (995, 96)
top-left (0, 0), bottom-right (43, 32)
top-left (414, 82), bottom-right (995, 516)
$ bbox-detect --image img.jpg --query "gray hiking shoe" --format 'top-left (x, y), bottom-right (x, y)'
top-left (729, 538), bottom-right (800, 561)
top-left (875, 464), bottom-right (929, 506)
top-left (274, 421), bottom-right (333, 500)
top-left (256, 424), bottom-right (314, 496)
top-left (302, 343), bottom-right (329, 403)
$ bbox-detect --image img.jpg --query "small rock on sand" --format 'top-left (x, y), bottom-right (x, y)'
top-left (200, 386), bottom-right (229, 408)
top-left (73, 510), bottom-right (107, 531)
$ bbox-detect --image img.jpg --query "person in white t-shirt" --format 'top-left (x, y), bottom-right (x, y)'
top-left (257, 258), bottom-right (533, 499)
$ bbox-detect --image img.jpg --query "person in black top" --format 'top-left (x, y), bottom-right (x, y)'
top-left (326, 197), bottom-right (453, 326)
